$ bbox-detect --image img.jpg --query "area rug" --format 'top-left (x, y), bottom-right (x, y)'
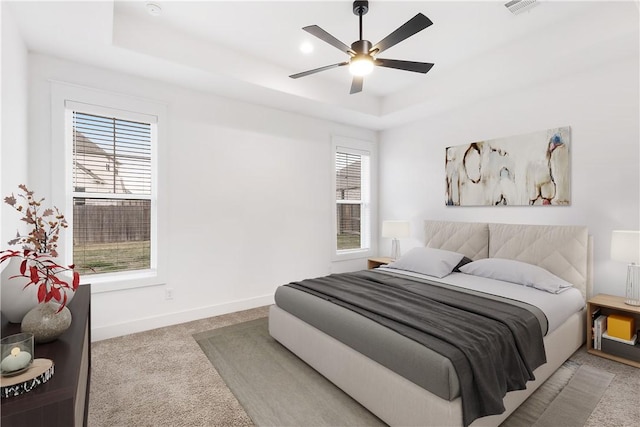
top-left (532, 364), bottom-right (614, 427)
top-left (501, 362), bottom-right (614, 427)
top-left (194, 317), bottom-right (614, 427)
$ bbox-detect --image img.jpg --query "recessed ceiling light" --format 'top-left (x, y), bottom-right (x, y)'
top-left (299, 41), bottom-right (314, 54)
top-left (146, 3), bottom-right (162, 17)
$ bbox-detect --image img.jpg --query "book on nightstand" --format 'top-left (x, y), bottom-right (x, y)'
top-left (590, 308), bottom-right (601, 347)
top-left (593, 315), bottom-right (607, 350)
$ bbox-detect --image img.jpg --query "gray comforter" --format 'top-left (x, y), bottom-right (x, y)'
top-left (284, 270), bottom-right (546, 427)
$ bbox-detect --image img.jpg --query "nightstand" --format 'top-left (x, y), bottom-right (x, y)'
top-left (367, 257), bottom-right (394, 269)
top-left (587, 293), bottom-right (640, 368)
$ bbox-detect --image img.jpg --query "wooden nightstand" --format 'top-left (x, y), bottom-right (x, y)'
top-left (367, 257), bottom-right (394, 269)
top-left (587, 293), bottom-right (640, 368)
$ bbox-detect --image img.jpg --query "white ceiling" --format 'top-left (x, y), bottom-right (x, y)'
top-left (6, 1), bottom-right (640, 130)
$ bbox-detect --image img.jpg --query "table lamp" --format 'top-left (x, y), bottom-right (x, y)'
top-left (382, 221), bottom-right (410, 260)
top-left (611, 230), bottom-right (640, 306)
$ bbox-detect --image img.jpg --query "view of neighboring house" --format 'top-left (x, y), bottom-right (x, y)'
top-left (73, 128), bottom-right (130, 195)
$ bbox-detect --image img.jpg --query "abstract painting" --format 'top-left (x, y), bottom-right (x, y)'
top-left (445, 126), bottom-right (570, 206)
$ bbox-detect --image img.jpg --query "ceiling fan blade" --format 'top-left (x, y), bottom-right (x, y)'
top-left (350, 76), bottom-right (363, 94)
top-left (370, 13), bottom-right (433, 55)
top-left (375, 58), bottom-right (434, 74)
top-left (303, 25), bottom-right (355, 56)
top-left (289, 62), bottom-right (349, 79)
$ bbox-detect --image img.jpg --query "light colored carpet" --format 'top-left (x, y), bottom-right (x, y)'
top-left (89, 307), bottom-right (269, 426)
top-left (89, 306), bottom-right (640, 427)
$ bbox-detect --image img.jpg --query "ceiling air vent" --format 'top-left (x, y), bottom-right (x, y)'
top-left (504, 0), bottom-right (539, 15)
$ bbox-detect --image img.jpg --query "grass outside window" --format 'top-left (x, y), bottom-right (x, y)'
top-left (74, 240), bottom-right (150, 274)
top-left (337, 234), bottom-right (361, 251)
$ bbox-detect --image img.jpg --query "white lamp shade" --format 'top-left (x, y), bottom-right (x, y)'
top-left (611, 230), bottom-right (640, 263)
top-left (381, 221), bottom-right (410, 239)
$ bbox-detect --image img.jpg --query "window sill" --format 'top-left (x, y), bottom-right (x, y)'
top-left (83, 269), bottom-right (165, 293)
top-left (332, 248), bottom-right (374, 262)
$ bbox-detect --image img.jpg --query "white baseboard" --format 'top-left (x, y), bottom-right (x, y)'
top-left (91, 294), bottom-right (274, 342)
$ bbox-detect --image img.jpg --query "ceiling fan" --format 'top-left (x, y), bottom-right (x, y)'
top-left (289, 0), bottom-right (434, 94)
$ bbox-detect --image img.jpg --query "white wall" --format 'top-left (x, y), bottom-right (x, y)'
top-left (27, 54), bottom-right (376, 340)
top-left (379, 56), bottom-right (640, 297)
top-left (11, 3), bottom-right (639, 340)
top-left (1, 4), bottom-right (29, 247)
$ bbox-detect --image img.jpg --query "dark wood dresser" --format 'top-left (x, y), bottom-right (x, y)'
top-left (1, 284), bottom-right (91, 427)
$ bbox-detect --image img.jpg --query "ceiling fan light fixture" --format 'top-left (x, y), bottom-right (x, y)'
top-left (299, 41), bottom-right (314, 54)
top-left (290, 1), bottom-right (434, 93)
top-left (349, 55), bottom-right (374, 76)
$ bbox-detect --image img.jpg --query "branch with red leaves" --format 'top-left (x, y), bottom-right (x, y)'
top-left (2, 185), bottom-right (79, 312)
top-left (4, 184), bottom-right (68, 256)
top-left (0, 249), bottom-right (79, 312)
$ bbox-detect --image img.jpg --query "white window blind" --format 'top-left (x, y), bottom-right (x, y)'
top-left (335, 148), bottom-right (370, 252)
top-left (72, 112), bottom-right (151, 195)
top-left (71, 110), bottom-right (154, 275)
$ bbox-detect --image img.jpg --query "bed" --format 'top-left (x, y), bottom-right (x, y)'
top-left (269, 221), bottom-right (592, 426)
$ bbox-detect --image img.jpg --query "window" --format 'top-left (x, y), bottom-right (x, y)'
top-left (68, 107), bottom-right (155, 276)
top-left (332, 136), bottom-right (375, 258)
top-left (51, 82), bottom-right (166, 292)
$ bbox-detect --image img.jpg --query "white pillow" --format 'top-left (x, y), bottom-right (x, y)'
top-left (386, 247), bottom-right (465, 278)
top-left (459, 258), bottom-right (573, 294)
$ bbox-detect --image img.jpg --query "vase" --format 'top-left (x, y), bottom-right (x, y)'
top-left (21, 302), bottom-right (73, 343)
top-left (1, 254), bottom-right (75, 324)
top-left (1, 257), bottom-right (39, 323)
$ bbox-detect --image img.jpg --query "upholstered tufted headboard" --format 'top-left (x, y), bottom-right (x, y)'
top-left (424, 220), bottom-right (593, 299)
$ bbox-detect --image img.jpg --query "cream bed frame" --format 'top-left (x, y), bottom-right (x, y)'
top-left (269, 221), bottom-right (592, 426)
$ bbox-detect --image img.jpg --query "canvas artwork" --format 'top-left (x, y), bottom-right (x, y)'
top-left (445, 126), bottom-right (571, 206)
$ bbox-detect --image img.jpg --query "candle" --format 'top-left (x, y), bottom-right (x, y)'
top-left (1, 347), bottom-right (32, 373)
